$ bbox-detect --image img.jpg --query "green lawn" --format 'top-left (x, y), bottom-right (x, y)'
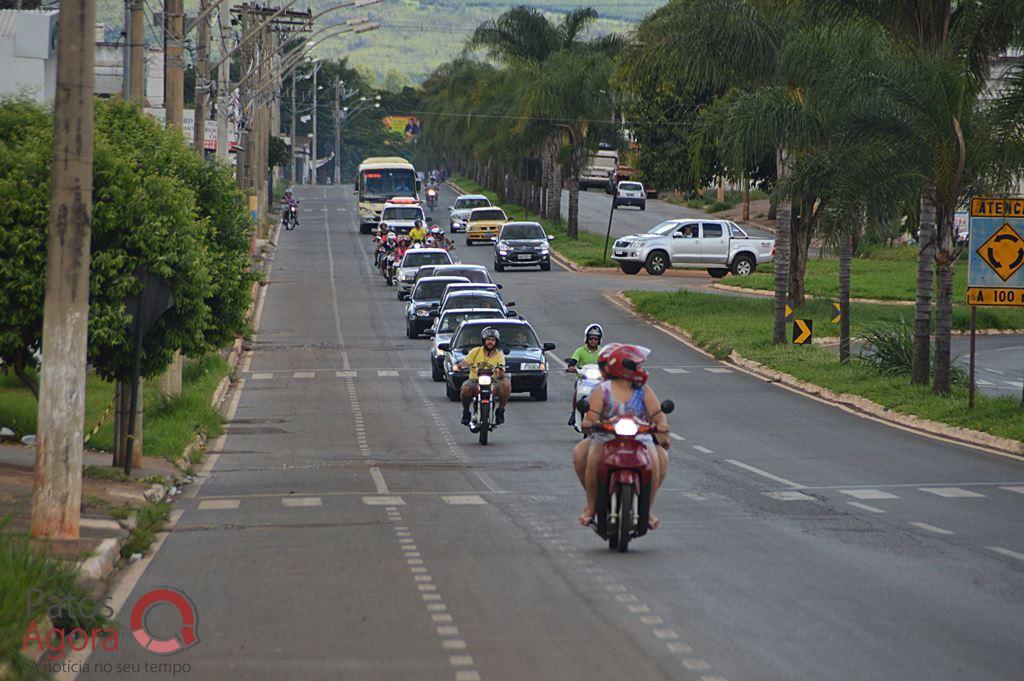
top-left (450, 175), bottom-right (615, 267)
top-left (726, 246), bottom-right (1024, 330)
top-left (0, 354), bottom-right (227, 461)
top-left (625, 289), bottom-right (1024, 443)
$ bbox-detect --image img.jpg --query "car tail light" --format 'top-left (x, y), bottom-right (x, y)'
top-left (771, 245), bottom-right (776, 257)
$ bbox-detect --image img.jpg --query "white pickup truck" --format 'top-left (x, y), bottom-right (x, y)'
top-left (611, 219), bottom-right (775, 277)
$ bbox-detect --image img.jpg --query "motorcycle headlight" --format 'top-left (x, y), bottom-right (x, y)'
top-left (477, 375), bottom-right (493, 386)
top-left (613, 419), bottom-right (639, 436)
top-left (416, 309), bottom-right (430, 317)
top-left (520, 362), bottom-right (545, 371)
top-left (583, 366), bottom-right (602, 380)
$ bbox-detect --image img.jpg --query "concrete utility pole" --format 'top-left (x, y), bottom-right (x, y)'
top-left (290, 74), bottom-right (297, 183)
top-left (32, 0), bottom-right (96, 539)
top-left (311, 60), bottom-right (318, 186)
top-left (192, 0), bottom-right (211, 156)
top-left (164, 0), bottom-right (185, 130)
top-left (215, 0), bottom-right (231, 162)
top-left (124, 0), bottom-right (145, 101)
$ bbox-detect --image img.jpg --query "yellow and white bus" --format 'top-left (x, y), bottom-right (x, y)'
top-left (355, 156), bottom-right (419, 233)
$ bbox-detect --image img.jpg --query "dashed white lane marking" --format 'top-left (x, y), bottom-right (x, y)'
top-left (920, 487), bottom-right (985, 498)
top-left (976, 379), bottom-right (997, 386)
top-left (682, 659), bottom-right (711, 671)
top-left (909, 522), bottom-right (954, 535)
top-left (669, 432), bottom-right (685, 441)
top-left (726, 459), bottom-right (806, 488)
top-left (281, 497), bottom-right (322, 507)
top-left (692, 445), bottom-right (713, 454)
top-left (293, 371), bottom-right (315, 378)
top-left (378, 370), bottom-right (399, 377)
top-left (703, 367), bottom-right (732, 374)
top-left (442, 495), bottom-right (487, 505)
top-left (765, 491), bottom-right (816, 501)
top-left (847, 501), bottom-right (886, 514)
top-left (252, 372), bottom-right (274, 380)
top-left (370, 467), bottom-right (389, 494)
top-left (653, 629), bottom-right (678, 639)
top-left (839, 488), bottom-right (899, 500)
top-left (1001, 486), bottom-right (1024, 495)
top-left (198, 499), bottom-right (240, 510)
top-left (667, 642), bottom-right (693, 653)
top-left (1005, 380), bottom-right (1024, 389)
top-left (662, 367), bottom-right (689, 374)
top-left (984, 368), bottom-right (1004, 374)
top-left (419, 370), bottom-right (433, 378)
top-left (987, 546), bottom-right (1024, 562)
top-left (363, 496), bottom-right (405, 505)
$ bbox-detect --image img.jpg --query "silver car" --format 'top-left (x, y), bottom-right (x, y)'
top-left (449, 194), bottom-right (491, 232)
top-left (395, 248), bottom-right (453, 300)
top-left (424, 308), bottom-right (503, 382)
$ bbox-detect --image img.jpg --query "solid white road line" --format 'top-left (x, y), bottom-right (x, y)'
top-left (839, 488), bottom-right (899, 500)
top-left (703, 367), bottom-right (732, 374)
top-left (669, 432), bottom-right (685, 441)
top-left (847, 501), bottom-right (886, 513)
top-left (692, 445), bottom-right (713, 454)
top-left (370, 466), bottom-right (389, 494)
top-left (442, 495), bottom-right (487, 505)
top-left (987, 546), bottom-right (1024, 562)
top-left (920, 487), bottom-right (985, 498)
top-left (473, 471), bottom-right (502, 493)
top-left (1000, 486), bottom-right (1024, 495)
top-left (726, 459), bottom-right (806, 489)
top-left (909, 522), bottom-right (954, 535)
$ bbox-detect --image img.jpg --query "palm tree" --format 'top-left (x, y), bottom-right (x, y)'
top-left (819, 0), bottom-right (1024, 393)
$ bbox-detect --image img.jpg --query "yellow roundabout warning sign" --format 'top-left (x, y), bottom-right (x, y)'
top-left (976, 223), bottom-right (1024, 282)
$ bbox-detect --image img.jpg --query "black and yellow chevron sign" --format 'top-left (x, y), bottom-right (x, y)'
top-left (793, 319), bottom-right (813, 345)
top-left (784, 300), bottom-right (794, 322)
top-left (831, 302), bottom-right (841, 324)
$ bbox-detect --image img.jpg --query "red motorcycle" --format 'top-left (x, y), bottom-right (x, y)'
top-left (587, 400), bottom-right (674, 553)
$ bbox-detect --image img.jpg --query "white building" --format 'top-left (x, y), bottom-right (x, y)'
top-left (0, 9), bottom-right (58, 103)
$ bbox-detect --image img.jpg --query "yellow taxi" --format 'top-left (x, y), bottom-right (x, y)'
top-left (465, 207), bottom-right (509, 245)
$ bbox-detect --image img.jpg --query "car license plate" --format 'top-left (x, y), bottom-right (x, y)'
top-left (517, 254), bottom-right (532, 261)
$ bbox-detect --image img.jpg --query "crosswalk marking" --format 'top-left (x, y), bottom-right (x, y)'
top-left (293, 371), bottom-right (315, 378)
top-left (920, 487), bottom-right (985, 498)
top-left (847, 501), bottom-right (885, 513)
top-left (281, 497), bottom-right (322, 507)
top-left (662, 368), bottom-right (689, 374)
top-left (1000, 486), bottom-right (1024, 495)
top-left (839, 489), bottom-right (899, 500)
top-left (336, 370), bottom-right (357, 378)
top-left (419, 370), bottom-right (433, 378)
top-left (198, 499), bottom-right (240, 510)
top-left (252, 372), bottom-right (273, 380)
top-left (363, 495), bottom-right (405, 506)
top-left (764, 491), bottom-right (815, 501)
top-left (692, 445), bottom-right (713, 454)
top-left (441, 495), bottom-right (487, 505)
top-left (703, 367), bottom-right (732, 374)
top-left (377, 370), bottom-right (399, 377)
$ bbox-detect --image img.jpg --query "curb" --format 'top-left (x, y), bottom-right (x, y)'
top-left (77, 537), bottom-right (120, 583)
top-left (607, 290), bottom-right (1024, 462)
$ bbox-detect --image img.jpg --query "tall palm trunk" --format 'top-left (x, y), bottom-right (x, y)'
top-left (911, 195), bottom-right (936, 385)
top-left (741, 176), bottom-right (750, 222)
top-left (772, 148), bottom-right (791, 345)
top-left (838, 229), bottom-right (852, 364)
top-left (788, 199), bottom-right (814, 307)
top-left (544, 135), bottom-right (561, 222)
top-left (933, 208), bottom-right (956, 395)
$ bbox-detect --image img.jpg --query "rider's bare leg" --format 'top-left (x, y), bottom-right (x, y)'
top-left (572, 439), bottom-right (589, 485)
top-left (647, 444), bottom-right (669, 528)
top-left (579, 437), bottom-right (601, 524)
top-left (496, 380), bottom-right (510, 409)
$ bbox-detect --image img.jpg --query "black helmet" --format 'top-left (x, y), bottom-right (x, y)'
top-left (481, 327), bottom-right (500, 342)
top-left (584, 323), bottom-right (603, 341)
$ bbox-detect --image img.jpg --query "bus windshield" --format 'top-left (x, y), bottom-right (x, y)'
top-left (361, 168), bottom-right (416, 201)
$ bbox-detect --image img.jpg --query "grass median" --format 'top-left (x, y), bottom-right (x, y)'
top-left (625, 289), bottom-right (1024, 443)
top-left (720, 245), bottom-right (1024, 330)
top-left (0, 353), bottom-right (227, 461)
top-left (450, 175), bottom-right (616, 267)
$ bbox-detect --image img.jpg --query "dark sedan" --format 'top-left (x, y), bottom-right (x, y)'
top-left (439, 319), bottom-right (555, 401)
top-left (493, 222), bottom-right (553, 272)
top-left (405, 276), bottom-right (470, 338)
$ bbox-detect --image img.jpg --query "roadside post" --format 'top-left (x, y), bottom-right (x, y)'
top-left (602, 187), bottom-right (617, 264)
top-left (965, 197), bottom-right (1024, 408)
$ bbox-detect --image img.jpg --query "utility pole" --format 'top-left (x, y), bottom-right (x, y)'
top-left (32, 0), bottom-right (96, 539)
top-left (124, 0), bottom-right (145, 101)
top-left (215, 0), bottom-right (231, 162)
top-left (290, 74), bottom-right (297, 183)
top-left (311, 61), bottom-right (318, 186)
top-left (192, 0), bottom-right (211, 156)
top-left (164, 0), bottom-right (185, 130)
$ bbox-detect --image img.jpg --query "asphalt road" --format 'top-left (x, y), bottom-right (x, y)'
top-left (72, 183), bottom-right (1024, 681)
top-left (558, 187), bottom-right (776, 242)
top-left (952, 335), bottom-right (1024, 398)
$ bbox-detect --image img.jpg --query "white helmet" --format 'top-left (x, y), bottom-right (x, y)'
top-left (584, 324), bottom-right (603, 341)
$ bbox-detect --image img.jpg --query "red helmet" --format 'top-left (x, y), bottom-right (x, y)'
top-left (598, 343), bottom-right (651, 386)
